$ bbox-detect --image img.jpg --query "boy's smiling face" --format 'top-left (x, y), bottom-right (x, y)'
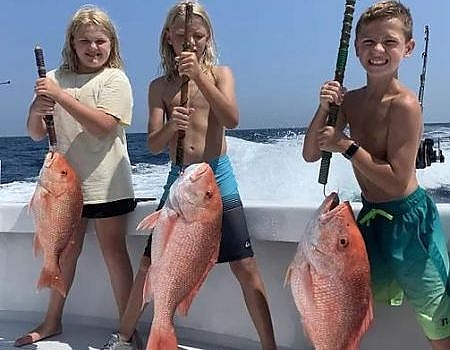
top-left (355, 17), bottom-right (415, 78)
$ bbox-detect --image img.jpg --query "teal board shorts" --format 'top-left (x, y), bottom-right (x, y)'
top-left (143, 155), bottom-right (254, 263)
top-left (357, 186), bottom-right (450, 340)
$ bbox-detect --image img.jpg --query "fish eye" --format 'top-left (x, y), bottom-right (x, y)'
top-left (339, 238), bottom-right (349, 248)
top-left (61, 170), bottom-right (68, 176)
top-left (205, 190), bottom-right (213, 199)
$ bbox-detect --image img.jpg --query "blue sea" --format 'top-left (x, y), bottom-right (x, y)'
top-left (0, 125), bottom-right (449, 205)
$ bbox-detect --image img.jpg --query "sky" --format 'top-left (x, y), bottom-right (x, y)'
top-left (0, 0), bottom-right (449, 137)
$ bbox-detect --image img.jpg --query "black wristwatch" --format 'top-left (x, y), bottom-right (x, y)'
top-left (342, 142), bottom-right (360, 159)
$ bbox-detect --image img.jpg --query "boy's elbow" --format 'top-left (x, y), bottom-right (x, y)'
top-left (147, 137), bottom-right (162, 154)
top-left (227, 120), bottom-right (239, 129)
top-left (302, 148), bottom-right (321, 163)
top-left (226, 111), bottom-right (239, 129)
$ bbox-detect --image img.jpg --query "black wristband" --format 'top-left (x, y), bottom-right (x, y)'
top-left (342, 142), bottom-right (359, 159)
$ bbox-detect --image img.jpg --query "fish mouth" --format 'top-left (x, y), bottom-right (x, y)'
top-left (321, 192), bottom-right (340, 214)
top-left (188, 163), bottom-right (209, 182)
top-left (36, 179), bottom-right (52, 195)
top-left (44, 151), bottom-right (57, 168)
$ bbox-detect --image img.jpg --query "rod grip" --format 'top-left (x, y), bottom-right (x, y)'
top-left (34, 46), bottom-right (47, 78)
top-left (317, 0), bottom-right (356, 186)
top-left (175, 2), bottom-right (194, 169)
top-left (34, 46), bottom-right (57, 149)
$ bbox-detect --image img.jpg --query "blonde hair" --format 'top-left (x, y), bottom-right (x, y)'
top-left (60, 4), bottom-right (123, 72)
top-left (356, 1), bottom-right (413, 41)
top-left (160, 1), bottom-right (218, 80)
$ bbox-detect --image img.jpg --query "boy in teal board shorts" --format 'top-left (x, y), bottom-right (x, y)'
top-left (302, 1), bottom-right (450, 348)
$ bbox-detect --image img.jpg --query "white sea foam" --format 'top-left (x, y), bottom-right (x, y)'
top-left (0, 135), bottom-right (449, 205)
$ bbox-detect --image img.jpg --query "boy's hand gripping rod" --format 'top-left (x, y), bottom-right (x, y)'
top-left (175, 2), bottom-right (195, 171)
top-left (34, 46), bottom-right (57, 152)
top-left (318, 0), bottom-right (356, 192)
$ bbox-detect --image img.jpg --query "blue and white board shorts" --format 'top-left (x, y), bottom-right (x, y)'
top-left (357, 186), bottom-right (450, 340)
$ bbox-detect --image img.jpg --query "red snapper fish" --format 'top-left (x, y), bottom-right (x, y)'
top-left (137, 162), bottom-right (223, 350)
top-left (285, 192), bottom-right (373, 350)
top-left (30, 151), bottom-right (83, 297)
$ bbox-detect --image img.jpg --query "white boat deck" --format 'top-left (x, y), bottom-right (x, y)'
top-left (0, 311), bottom-right (289, 350)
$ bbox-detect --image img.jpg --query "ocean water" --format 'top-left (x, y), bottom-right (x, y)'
top-left (0, 125), bottom-right (449, 205)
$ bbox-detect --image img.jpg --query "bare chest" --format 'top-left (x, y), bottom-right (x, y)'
top-left (347, 104), bottom-right (391, 157)
top-left (163, 81), bottom-right (210, 117)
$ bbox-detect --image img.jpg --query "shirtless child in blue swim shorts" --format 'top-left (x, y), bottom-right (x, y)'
top-left (101, 2), bottom-right (277, 349)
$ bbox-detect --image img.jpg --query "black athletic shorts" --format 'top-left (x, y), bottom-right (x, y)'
top-left (82, 198), bottom-right (137, 219)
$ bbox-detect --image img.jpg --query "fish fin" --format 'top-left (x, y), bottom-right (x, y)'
top-left (284, 263), bottom-right (293, 287)
top-left (177, 258), bottom-right (216, 316)
top-left (33, 233), bottom-right (43, 256)
top-left (28, 193), bottom-right (35, 216)
top-left (345, 294), bottom-right (374, 350)
top-left (142, 266), bottom-right (154, 305)
top-left (59, 235), bottom-right (76, 273)
top-left (147, 324), bottom-right (177, 350)
top-left (37, 267), bottom-right (67, 297)
top-left (136, 210), bottom-right (161, 231)
top-left (302, 263), bottom-right (315, 307)
top-left (159, 210), bottom-right (179, 253)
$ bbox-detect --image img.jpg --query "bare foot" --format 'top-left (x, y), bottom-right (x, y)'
top-left (14, 323), bottom-right (62, 347)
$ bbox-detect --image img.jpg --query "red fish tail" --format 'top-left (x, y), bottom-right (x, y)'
top-left (146, 324), bottom-right (177, 350)
top-left (37, 267), bottom-right (67, 297)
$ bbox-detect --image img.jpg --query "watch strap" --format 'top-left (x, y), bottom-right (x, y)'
top-left (342, 142), bottom-right (359, 159)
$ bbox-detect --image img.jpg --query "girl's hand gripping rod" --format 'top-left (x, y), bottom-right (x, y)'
top-left (175, 2), bottom-right (195, 171)
top-left (34, 46), bottom-right (57, 152)
top-left (318, 0), bottom-right (356, 192)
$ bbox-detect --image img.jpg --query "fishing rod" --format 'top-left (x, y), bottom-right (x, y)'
top-left (175, 2), bottom-right (195, 170)
top-left (418, 25), bottom-right (429, 111)
top-left (34, 46), bottom-right (57, 152)
top-left (415, 25), bottom-right (445, 168)
top-left (318, 0), bottom-right (356, 192)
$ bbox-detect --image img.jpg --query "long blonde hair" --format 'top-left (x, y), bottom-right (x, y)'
top-left (160, 1), bottom-right (218, 80)
top-left (60, 4), bottom-right (123, 72)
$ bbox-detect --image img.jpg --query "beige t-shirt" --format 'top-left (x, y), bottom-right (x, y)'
top-left (47, 68), bottom-right (134, 204)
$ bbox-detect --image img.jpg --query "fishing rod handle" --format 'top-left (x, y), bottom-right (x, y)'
top-left (318, 0), bottom-right (356, 186)
top-left (180, 1), bottom-right (194, 107)
top-left (34, 46), bottom-right (57, 149)
top-left (175, 2), bottom-right (194, 169)
top-left (175, 130), bottom-right (186, 168)
top-left (34, 46), bottom-right (47, 78)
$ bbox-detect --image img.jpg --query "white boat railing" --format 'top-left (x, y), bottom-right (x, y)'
top-left (1, 201), bottom-right (450, 349)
